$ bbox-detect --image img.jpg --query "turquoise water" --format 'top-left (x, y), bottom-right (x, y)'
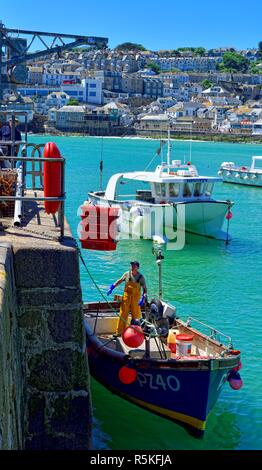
top-left (32, 135), bottom-right (262, 450)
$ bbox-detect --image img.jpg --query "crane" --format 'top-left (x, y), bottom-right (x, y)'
top-left (0, 20), bottom-right (108, 100)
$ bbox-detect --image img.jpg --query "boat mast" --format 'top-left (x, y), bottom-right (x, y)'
top-left (167, 127), bottom-right (171, 169)
top-left (189, 122), bottom-right (192, 163)
top-left (99, 137), bottom-right (104, 191)
top-left (152, 245), bottom-right (164, 299)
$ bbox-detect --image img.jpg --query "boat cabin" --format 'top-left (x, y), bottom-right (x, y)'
top-left (250, 156), bottom-right (262, 173)
top-left (91, 161), bottom-right (220, 205)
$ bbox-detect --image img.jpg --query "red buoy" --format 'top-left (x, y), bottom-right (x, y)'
top-left (79, 204), bottom-right (119, 251)
top-left (118, 366), bottom-right (137, 385)
top-left (122, 326), bottom-right (144, 348)
top-left (44, 142), bottom-right (62, 215)
top-left (226, 211), bottom-right (233, 220)
top-left (228, 372), bottom-right (243, 390)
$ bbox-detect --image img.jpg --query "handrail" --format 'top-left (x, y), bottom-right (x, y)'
top-left (0, 156), bottom-right (64, 162)
top-left (0, 153), bottom-right (66, 239)
top-left (186, 316), bottom-right (232, 346)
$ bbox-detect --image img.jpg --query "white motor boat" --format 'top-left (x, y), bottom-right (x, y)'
top-left (86, 138), bottom-right (233, 242)
top-left (218, 156), bottom-right (262, 187)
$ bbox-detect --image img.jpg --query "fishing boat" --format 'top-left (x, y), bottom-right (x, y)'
top-left (85, 133), bottom-right (233, 242)
top-left (83, 248), bottom-right (242, 437)
top-left (218, 156), bottom-right (262, 187)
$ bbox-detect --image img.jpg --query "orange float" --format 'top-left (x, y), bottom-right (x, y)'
top-left (79, 204), bottom-right (119, 251)
top-left (44, 142), bottom-right (62, 215)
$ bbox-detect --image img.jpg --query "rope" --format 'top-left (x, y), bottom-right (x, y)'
top-left (76, 243), bottom-right (161, 339)
top-left (225, 203), bottom-right (232, 246)
top-left (76, 244), bottom-right (120, 317)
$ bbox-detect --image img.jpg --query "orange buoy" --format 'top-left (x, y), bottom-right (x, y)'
top-left (44, 142), bottom-right (62, 215)
top-left (118, 366), bottom-right (137, 385)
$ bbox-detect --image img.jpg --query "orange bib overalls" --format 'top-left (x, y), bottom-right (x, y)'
top-left (116, 279), bottom-right (141, 335)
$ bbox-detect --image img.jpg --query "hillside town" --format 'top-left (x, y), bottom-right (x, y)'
top-left (2, 44), bottom-right (262, 139)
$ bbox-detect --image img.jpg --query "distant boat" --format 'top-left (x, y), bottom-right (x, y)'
top-left (85, 133), bottom-right (233, 241)
top-left (218, 156), bottom-right (262, 187)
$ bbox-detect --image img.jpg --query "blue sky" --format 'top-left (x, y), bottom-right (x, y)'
top-left (0, 0), bottom-right (261, 51)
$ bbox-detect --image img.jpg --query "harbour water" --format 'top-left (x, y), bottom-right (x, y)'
top-left (32, 135), bottom-right (262, 450)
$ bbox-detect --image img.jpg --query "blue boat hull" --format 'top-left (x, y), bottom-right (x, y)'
top-left (85, 323), bottom-right (239, 437)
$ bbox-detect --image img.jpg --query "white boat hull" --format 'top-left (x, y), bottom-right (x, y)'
top-left (88, 195), bottom-right (231, 241)
top-left (220, 168), bottom-right (262, 187)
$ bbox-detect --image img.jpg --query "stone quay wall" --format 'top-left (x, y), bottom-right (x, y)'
top-left (0, 243), bottom-right (24, 449)
top-left (0, 223), bottom-right (91, 450)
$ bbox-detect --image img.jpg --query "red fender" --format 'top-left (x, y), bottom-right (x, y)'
top-left (44, 142), bottom-right (62, 215)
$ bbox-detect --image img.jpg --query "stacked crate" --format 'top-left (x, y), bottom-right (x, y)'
top-left (0, 170), bottom-right (17, 217)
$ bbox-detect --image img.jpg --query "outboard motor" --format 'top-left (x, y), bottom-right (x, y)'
top-left (148, 298), bottom-right (169, 338)
top-left (149, 298), bottom-right (164, 322)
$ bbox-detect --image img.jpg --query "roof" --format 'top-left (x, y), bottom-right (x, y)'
top-left (140, 114), bottom-right (169, 121)
top-left (57, 105), bottom-right (85, 113)
top-left (47, 91), bottom-right (70, 98)
top-left (29, 67), bottom-right (43, 72)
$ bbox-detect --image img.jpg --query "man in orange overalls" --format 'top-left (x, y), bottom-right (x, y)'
top-left (107, 261), bottom-right (147, 336)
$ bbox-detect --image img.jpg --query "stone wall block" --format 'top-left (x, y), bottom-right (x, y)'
top-left (28, 349), bottom-right (89, 392)
top-left (26, 433), bottom-right (89, 450)
top-left (47, 307), bottom-right (84, 345)
top-left (16, 287), bottom-right (82, 307)
top-left (13, 247), bottom-right (80, 289)
top-left (49, 394), bottom-right (91, 435)
top-left (28, 394), bottom-right (45, 434)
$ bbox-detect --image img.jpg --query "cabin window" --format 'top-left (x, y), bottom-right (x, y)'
top-left (169, 183), bottom-right (180, 197)
top-left (193, 182), bottom-right (203, 197)
top-left (204, 183), bottom-right (214, 197)
top-left (183, 182), bottom-right (193, 197)
top-left (155, 183), bottom-right (168, 198)
top-left (160, 184), bottom-right (166, 197)
top-left (155, 183), bottom-right (161, 196)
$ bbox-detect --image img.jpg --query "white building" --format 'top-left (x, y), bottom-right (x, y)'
top-left (253, 119), bottom-right (262, 135)
top-left (155, 57), bottom-right (221, 72)
top-left (46, 91), bottom-right (70, 109)
top-left (48, 108), bottom-right (57, 123)
top-left (81, 78), bottom-right (103, 105)
top-left (43, 70), bottom-right (81, 86)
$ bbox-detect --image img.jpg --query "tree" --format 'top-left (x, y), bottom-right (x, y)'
top-left (115, 42), bottom-right (146, 51)
top-left (66, 99), bottom-right (80, 106)
top-left (177, 47), bottom-right (195, 52)
top-left (258, 41), bottom-right (262, 59)
top-left (146, 62), bottom-right (161, 74)
top-left (201, 79), bottom-right (213, 90)
top-left (171, 49), bottom-right (181, 57)
top-left (194, 47), bottom-right (206, 56)
top-left (219, 52), bottom-right (249, 73)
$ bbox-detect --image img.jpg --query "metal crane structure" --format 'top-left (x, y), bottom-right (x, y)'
top-left (0, 20), bottom-right (108, 100)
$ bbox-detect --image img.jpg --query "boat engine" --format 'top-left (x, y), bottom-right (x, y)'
top-left (142, 298), bottom-right (176, 338)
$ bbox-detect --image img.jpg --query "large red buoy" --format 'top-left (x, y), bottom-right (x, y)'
top-left (122, 326), bottom-right (144, 348)
top-left (118, 366), bottom-right (137, 385)
top-left (44, 142), bottom-right (62, 215)
top-left (79, 204), bottom-right (119, 251)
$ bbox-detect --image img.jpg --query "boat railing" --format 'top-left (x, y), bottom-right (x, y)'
top-left (186, 317), bottom-right (233, 348)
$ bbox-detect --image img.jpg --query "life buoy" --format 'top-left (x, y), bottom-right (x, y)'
top-left (44, 142), bottom-right (62, 215)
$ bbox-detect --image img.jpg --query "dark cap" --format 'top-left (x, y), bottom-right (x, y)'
top-left (130, 261), bottom-right (139, 268)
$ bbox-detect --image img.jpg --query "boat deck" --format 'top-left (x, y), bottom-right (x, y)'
top-left (83, 301), bottom-right (230, 361)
